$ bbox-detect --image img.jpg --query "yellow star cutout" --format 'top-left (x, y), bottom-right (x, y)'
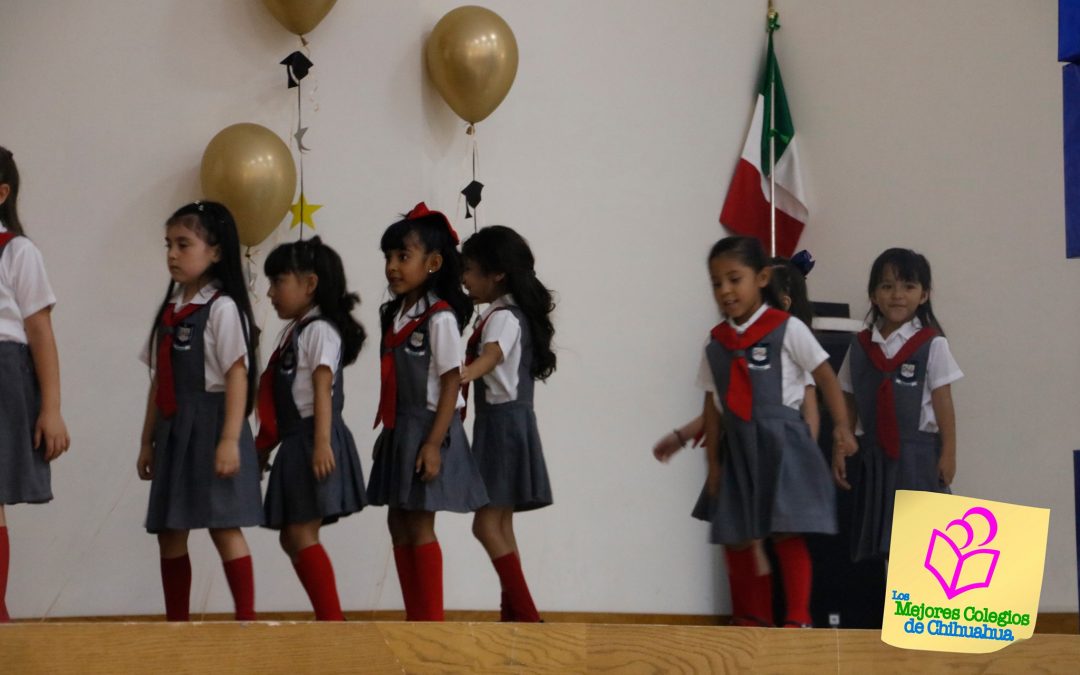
top-left (289, 193), bottom-right (323, 229)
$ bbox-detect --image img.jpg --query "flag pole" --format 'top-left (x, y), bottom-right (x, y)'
top-left (768, 1), bottom-right (778, 257)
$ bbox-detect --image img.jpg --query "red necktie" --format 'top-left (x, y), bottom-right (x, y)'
top-left (0, 233), bottom-right (15, 249)
top-left (710, 308), bottom-right (789, 421)
top-left (154, 293), bottom-right (219, 418)
top-left (373, 300), bottom-right (450, 430)
top-left (460, 307), bottom-right (509, 421)
top-left (255, 328), bottom-right (293, 452)
top-left (856, 327), bottom-right (938, 460)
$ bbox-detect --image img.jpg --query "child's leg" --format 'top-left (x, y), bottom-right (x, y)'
top-left (772, 534), bottom-right (813, 627)
top-left (209, 528), bottom-right (256, 621)
top-left (406, 510), bottom-right (443, 621)
top-left (477, 508), bottom-right (540, 622)
top-left (389, 508), bottom-right (420, 620)
top-left (284, 520), bottom-right (344, 621)
top-left (157, 529), bottom-right (192, 621)
top-left (0, 506), bottom-right (8, 622)
top-left (724, 540), bottom-right (773, 626)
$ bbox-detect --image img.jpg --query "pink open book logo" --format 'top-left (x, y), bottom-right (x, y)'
top-left (924, 506), bottom-right (1000, 599)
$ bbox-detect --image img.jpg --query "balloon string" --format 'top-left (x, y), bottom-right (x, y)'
top-left (297, 76), bottom-right (305, 242)
top-left (471, 129), bottom-right (480, 233)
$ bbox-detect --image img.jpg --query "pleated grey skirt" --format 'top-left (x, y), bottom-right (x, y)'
top-left (263, 417), bottom-right (368, 529)
top-left (471, 402), bottom-right (552, 512)
top-left (693, 409), bottom-right (837, 545)
top-left (849, 433), bottom-right (947, 561)
top-left (145, 392), bottom-right (264, 533)
top-left (0, 342), bottom-right (51, 505)
top-left (367, 407), bottom-right (488, 513)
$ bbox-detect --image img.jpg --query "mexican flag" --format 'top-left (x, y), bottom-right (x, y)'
top-left (720, 29), bottom-right (807, 258)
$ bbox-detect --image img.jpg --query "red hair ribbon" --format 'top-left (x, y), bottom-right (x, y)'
top-left (406, 202), bottom-right (459, 245)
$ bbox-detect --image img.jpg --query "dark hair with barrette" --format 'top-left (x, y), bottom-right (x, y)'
top-left (264, 236), bottom-right (366, 365)
top-left (707, 236), bottom-right (783, 309)
top-left (768, 255), bottom-right (814, 326)
top-left (0, 145), bottom-right (25, 236)
top-left (379, 203), bottom-right (472, 334)
top-left (462, 226), bottom-right (557, 381)
top-left (147, 201), bottom-right (260, 413)
top-left (865, 247), bottom-right (944, 335)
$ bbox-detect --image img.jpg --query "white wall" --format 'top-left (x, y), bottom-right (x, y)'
top-left (0, 0), bottom-right (1073, 618)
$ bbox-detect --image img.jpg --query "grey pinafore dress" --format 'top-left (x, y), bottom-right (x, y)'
top-left (468, 306), bottom-right (552, 512)
top-left (145, 296), bottom-right (264, 532)
top-left (692, 319), bottom-right (837, 544)
top-left (0, 235), bottom-right (51, 505)
top-left (366, 307), bottom-right (488, 512)
top-left (263, 317), bottom-right (368, 529)
top-left (847, 333), bottom-right (946, 561)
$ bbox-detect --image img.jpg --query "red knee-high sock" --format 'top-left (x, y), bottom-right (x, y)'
top-left (0, 527), bottom-right (10, 623)
top-left (393, 545), bottom-right (420, 620)
top-left (499, 591), bottom-right (513, 622)
top-left (492, 553), bottom-right (540, 622)
top-left (724, 547), bottom-right (773, 626)
top-left (412, 542), bottom-right (444, 621)
top-left (222, 555), bottom-right (256, 621)
top-left (774, 536), bottom-right (813, 626)
top-left (293, 544), bottom-right (345, 621)
top-left (160, 554), bottom-right (191, 621)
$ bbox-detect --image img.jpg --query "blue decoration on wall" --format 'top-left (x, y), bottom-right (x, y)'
top-left (1061, 0), bottom-right (1080, 63)
top-left (1065, 65), bottom-right (1080, 257)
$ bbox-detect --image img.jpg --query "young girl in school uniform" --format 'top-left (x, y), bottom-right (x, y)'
top-left (833, 248), bottom-right (960, 562)
top-left (460, 225), bottom-right (555, 623)
top-left (696, 237), bottom-right (856, 628)
top-left (137, 201), bottom-right (263, 621)
top-left (0, 146), bottom-right (70, 622)
top-left (367, 203), bottom-right (488, 621)
top-left (257, 237), bottom-right (368, 621)
top-left (654, 253), bottom-right (818, 462)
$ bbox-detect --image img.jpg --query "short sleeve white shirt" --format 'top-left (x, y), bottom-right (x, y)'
top-left (696, 303), bottom-right (828, 412)
top-left (395, 292), bottom-right (464, 411)
top-left (0, 223), bottom-right (57, 344)
top-left (277, 307), bottom-right (342, 418)
top-left (838, 317), bottom-right (962, 434)
top-left (140, 282), bottom-right (250, 392)
top-left (473, 294), bottom-right (523, 404)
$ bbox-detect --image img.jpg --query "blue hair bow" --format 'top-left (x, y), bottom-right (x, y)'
top-left (791, 250), bottom-right (815, 276)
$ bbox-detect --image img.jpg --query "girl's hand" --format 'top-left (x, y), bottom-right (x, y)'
top-left (832, 451), bottom-right (851, 490)
top-left (460, 364), bottom-right (478, 385)
top-left (652, 432), bottom-right (683, 463)
top-left (257, 449), bottom-right (272, 473)
top-left (312, 441), bottom-right (336, 481)
top-left (415, 441), bottom-right (442, 482)
top-left (706, 463), bottom-right (722, 497)
top-left (938, 453), bottom-right (956, 487)
top-left (215, 438), bottom-right (241, 479)
top-left (137, 442), bottom-right (154, 480)
top-left (832, 426), bottom-right (857, 458)
top-left (35, 409), bottom-right (70, 462)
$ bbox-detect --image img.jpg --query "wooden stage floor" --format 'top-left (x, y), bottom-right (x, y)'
top-left (1, 621), bottom-right (1078, 673)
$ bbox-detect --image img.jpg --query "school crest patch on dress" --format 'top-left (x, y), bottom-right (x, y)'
top-left (406, 329), bottom-right (427, 354)
top-left (748, 343), bottom-right (772, 370)
top-left (895, 360), bottom-right (920, 386)
top-left (173, 323), bottom-right (194, 351)
top-left (280, 346), bottom-right (297, 375)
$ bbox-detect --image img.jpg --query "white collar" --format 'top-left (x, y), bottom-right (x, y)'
top-left (726, 303), bottom-right (770, 335)
top-left (871, 316), bottom-right (923, 344)
top-left (480, 293), bottom-right (516, 320)
top-left (171, 280), bottom-right (223, 309)
top-left (399, 291), bottom-right (440, 321)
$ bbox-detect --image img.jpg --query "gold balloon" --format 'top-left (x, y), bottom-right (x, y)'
top-left (200, 123), bottom-right (297, 247)
top-left (425, 6), bottom-right (518, 125)
top-left (262, 0), bottom-right (337, 36)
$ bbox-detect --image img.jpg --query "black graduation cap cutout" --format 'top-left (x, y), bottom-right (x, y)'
top-left (461, 180), bottom-right (484, 219)
top-left (280, 51), bottom-right (314, 88)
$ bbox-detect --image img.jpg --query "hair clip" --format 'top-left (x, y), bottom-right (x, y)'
top-left (194, 200), bottom-right (205, 213)
top-left (405, 202), bottom-right (459, 245)
top-left (791, 249), bottom-right (815, 276)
